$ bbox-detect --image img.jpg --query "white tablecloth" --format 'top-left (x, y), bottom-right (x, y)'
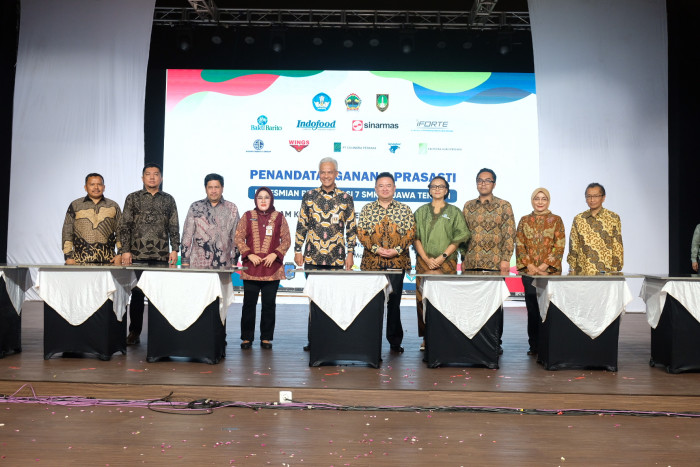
top-left (640, 279), bottom-right (700, 328)
top-left (534, 279), bottom-right (633, 338)
top-left (0, 269), bottom-right (32, 315)
top-left (303, 274), bottom-right (389, 330)
top-left (35, 270), bottom-right (136, 325)
top-left (137, 271), bottom-right (234, 331)
top-left (421, 278), bottom-right (510, 339)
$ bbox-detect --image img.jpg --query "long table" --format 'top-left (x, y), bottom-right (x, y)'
top-left (528, 273), bottom-right (638, 372)
top-left (418, 271), bottom-right (511, 369)
top-left (0, 266), bottom-right (32, 358)
top-left (641, 274), bottom-right (700, 373)
top-left (26, 264), bottom-right (242, 363)
top-left (303, 270), bottom-right (402, 368)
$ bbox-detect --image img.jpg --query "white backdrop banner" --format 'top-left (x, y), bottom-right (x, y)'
top-left (9, 0), bottom-right (154, 267)
top-left (528, 0), bottom-right (668, 310)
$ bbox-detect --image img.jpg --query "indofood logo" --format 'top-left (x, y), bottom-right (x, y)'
top-left (251, 115), bottom-right (282, 131)
top-left (289, 139), bottom-right (310, 152)
top-left (312, 93), bottom-right (331, 111)
top-left (345, 93), bottom-right (361, 111)
top-left (296, 119), bottom-right (336, 130)
top-left (353, 121), bottom-right (399, 130)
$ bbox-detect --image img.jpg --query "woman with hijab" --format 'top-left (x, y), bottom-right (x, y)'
top-left (515, 187), bottom-right (566, 355)
top-left (413, 176), bottom-right (471, 351)
top-left (234, 187), bottom-right (291, 350)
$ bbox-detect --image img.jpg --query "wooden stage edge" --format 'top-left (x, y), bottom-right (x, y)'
top-left (2, 381), bottom-right (699, 414)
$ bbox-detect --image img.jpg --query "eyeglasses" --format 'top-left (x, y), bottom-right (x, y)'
top-left (476, 178), bottom-right (494, 185)
top-left (428, 185), bottom-right (447, 190)
top-left (585, 194), bottom-right (604, 199)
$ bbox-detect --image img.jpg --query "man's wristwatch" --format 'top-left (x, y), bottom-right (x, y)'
top-left (442, 253), bottom-right (448, 258)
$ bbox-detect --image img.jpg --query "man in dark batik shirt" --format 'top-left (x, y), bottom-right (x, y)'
top-left (294, 156), bottom-right (357, 350)
top-left (62, 173), bottom-right (122, 264)
top-left (118, 163), bottom-right (180, 345)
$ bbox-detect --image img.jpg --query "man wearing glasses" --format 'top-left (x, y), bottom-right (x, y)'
top-left (461, 168), bottom-right (516, 274)
top-left (357, 172), bottom-right (415, 353)
top-left (567, 182), bottom-right (623, 274)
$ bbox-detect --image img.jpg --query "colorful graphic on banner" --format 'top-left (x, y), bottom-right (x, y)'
top-left (164, 69), bottom-right (539, 290)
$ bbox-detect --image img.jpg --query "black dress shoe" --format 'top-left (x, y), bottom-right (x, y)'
top-left (303, 343), bottom-right (310, 351)
top-left (390, 345), bottom-right (404, 353)
top-left (240, 341), bottom-right (252, 349)
top-left (126, 332), bottom-right (140, 345)
top-left (260, 341), bottom-right (273, 349)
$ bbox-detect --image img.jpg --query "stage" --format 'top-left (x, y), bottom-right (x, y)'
top-left (2, 298), bottom-right (700, 464)
top-left (2, 298), bottom-right (699, 413)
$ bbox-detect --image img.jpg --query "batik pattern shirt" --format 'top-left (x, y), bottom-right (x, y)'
top-left (181, 198), bottom-right (240, 268)
top-left (62, 196), bottom-right (121, 263)
top-left (461, 196), bottom-right (516, 270)
top-left (357, 199), bottom-right (415, 270)
top-left (119, 189), bottom-right (180, 262)
top-left (295, 187), bottom-right (357, 267)
top-left (567, 207), bottom-right (623, 274)
top-left (691, 224), bottom-right (700, 263)
top-left (516, 213), bottom-right (566, 274)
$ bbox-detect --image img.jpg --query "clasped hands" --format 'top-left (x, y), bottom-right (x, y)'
top-left (248, 253), bottom-right (278, 268)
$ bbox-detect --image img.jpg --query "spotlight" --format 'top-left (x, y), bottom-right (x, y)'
top-left (343, 39), bottom-right (354, 48)
top-left (177, 32), bottom-right (193, 52)
top-left (244, 35), bottom-right (255, 45)
top-left (270, 32), bottom-right (285, 53)
top-left (436, 40), bottom-right (447, 49)
top-left (462, 41), bottom-right (473, 50)
top-left (499, 44), bottom-right (510, 55)
top-left (312, 37), bottom-right (323, 46)
top-left (211, 35), bottom-right (223, 45)
top-left (400, 36), bottom-right (414, 54)
top-left (369, 38), bottom-right (380, 47)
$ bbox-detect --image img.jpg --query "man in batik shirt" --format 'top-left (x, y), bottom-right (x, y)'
top-left (357, 172), bottom-right (415, 353)
top-left (461, 168), bottom-right (516, 273)
top-left (181, 173), bottom-right (240, 268)
top-left (295, 156), bottom-right (357, 350)
top-left (62, 173), bottom-right (121, 264)
top-left (567, 182), bottom-right (623, 274)
top-left (119, 163), bottom-right (180, 344)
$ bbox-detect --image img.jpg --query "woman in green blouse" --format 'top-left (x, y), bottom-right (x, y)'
top-left (413, 176), bottom-right (471, 350)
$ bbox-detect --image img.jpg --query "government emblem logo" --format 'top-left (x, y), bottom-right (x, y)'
top-left (345, 93), bottom-right (361, 111)
top-left (352, 120), bottom-right (363, 131)
top-left (376, 94), bottom-right (389, 111)
top-left (312, 93), bottom-right (331, 111)
top-left (253, 139), bottom-right (265, 151)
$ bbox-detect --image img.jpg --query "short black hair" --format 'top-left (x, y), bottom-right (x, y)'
top-left (586, 182), bottom-right (606, 196)
top-left (204, 173), bottom-right (224, 187)
top-left (375, 172), bottom-right (395, 184)
top-left (428, 175), bottom-right (450, 198)
top-left (476, 168), bottom-right (496, 183)
top-left (142, 162), bottom-right (162, 175)
top-left (85, 173), bottom-right (104, 184)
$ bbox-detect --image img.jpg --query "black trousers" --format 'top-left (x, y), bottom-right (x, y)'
top-left (522, 276), bottom-right (540, 351)
top-left (385, 272), bottom-right (404, 346)
top-left (241, 280), bottom-right (280, 342)
top-left (129, 261), bottom-right (167, 335)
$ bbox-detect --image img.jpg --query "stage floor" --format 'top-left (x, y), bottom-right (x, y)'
top-left (2, 300), bottom-right (699, 413)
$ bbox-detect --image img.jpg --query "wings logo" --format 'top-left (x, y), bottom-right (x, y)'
top-left (289, 139), bottom-right (310, 152)
top-left (352, 120), bottom-right (363, 131)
